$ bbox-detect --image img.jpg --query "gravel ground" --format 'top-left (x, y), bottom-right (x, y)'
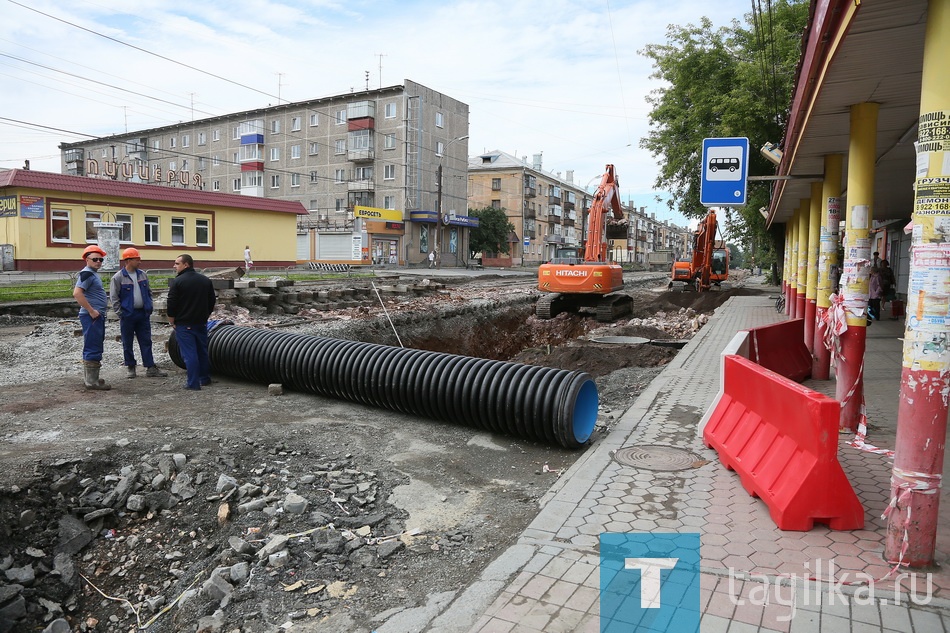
top-left (0, 273), bottom-right (757, 633)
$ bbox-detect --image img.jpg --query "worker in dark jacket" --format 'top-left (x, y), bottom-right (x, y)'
top-left (166, 254), bottom-right (216, 390)
top-left (110, 248), bottom-right (167, 379)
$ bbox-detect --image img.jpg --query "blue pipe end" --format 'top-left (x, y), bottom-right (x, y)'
top-left (572, 379), bottom-right (599, 444)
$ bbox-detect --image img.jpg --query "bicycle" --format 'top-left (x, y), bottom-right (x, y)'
top-left (774, 294), bottom-right (786, 313)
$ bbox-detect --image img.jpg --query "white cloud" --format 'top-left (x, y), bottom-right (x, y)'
top-left (0, 0), bottom-right (751, 225)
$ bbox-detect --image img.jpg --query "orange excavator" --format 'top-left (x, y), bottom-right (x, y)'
top-left (536, 164), bottom-right (633, 322)
top-left (670, 209), bottom-right (730, 291)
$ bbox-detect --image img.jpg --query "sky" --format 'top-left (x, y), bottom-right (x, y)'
top-left (0, 0), bottom-right (754, 227)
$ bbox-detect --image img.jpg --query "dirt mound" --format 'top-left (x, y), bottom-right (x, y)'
top-left (512, 340), bottom-right (678, 378)
top-left (633, 287), bottom-right (764, 317)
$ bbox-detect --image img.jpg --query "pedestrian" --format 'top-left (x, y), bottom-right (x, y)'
top-left (72, 245), bottom-right (111, 391)
top-left (428, 250), bottom-right (435, 268)
top-left (872, 251), bottom-right (881, 269)
top-left (166, 254), bottom-right (217, 391)
top-left (880, 259), bottom-right (897, 303)
top-left (244, 245), bottom-right (253, 271)
top-left (109, 248), bottom-right (167, 379)
top-left (868, 266), bottom-right (882, 322)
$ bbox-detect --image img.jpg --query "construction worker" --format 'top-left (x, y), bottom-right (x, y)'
top-left (110, 248), bottom-right (168, 379)
top-left (72, 245), bottom-right (111, 391)
top-left (167, 254), bottom-right (216, 390)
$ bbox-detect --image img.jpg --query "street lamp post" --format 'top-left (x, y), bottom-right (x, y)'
top-left (436, 135), bottom-right (469, 269)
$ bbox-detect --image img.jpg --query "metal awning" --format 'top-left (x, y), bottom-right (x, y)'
top-left (767, 0), bottom-right (928, 226)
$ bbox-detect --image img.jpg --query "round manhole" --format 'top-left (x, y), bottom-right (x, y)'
top-left (613, 445), bottom-right (702, 471)
top-left (589, 336), bottom-right (650, 345)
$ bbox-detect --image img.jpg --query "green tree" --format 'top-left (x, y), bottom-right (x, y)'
top-left (640, 1), bottom-right (809, 260)
top-left (468, 206), bottom-right (516, 257)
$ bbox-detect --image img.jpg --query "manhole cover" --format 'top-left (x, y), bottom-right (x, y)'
top-left (590, 336), bottom-right (650, 345)
top-left (613, 445), bottom-right (701, 471)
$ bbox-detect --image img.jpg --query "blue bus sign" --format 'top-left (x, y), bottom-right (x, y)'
top-left (700, 137), bottom-right (749, 206)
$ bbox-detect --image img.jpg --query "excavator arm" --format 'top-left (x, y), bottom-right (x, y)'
top-left (583, 165), bottom-right (622, 263)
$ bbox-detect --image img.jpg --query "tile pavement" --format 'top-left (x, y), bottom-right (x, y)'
top-left (417, 288), bottom-right (950, 633)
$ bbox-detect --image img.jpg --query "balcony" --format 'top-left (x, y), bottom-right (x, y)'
top-left (544, 234), bottom-right (565, 244)
top-left (524, 185), bottom-right (536, 198)
top-left (524, 206), bottom-right (536, 219)
top-left (348, 149), bottom-right (375, 162)
top-left (563, 200), bottom-right (575, 212)
top-left (525, 228), bottom-right (536, 239)
top-left (562, 215), bottom-right (574, 228)
top-left (548, 195), bottom-right (561, 204)
top-left (348, 179), bottom-right (375, 192)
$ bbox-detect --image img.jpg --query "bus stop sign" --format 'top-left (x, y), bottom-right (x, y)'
top-left (700, 137), bottom-right (749, 207)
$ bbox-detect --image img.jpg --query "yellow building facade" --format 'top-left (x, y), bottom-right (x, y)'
top-left (0, 169), bottom-right (306, 271)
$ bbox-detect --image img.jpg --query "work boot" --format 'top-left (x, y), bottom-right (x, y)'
top-left (145, 366), bottom-right (168, 378)
top-left (83, 361), bottom-right (111, 391)
top-left (126, 365), bottom-right (137, 379)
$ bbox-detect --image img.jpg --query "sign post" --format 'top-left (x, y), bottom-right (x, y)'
top-left (700, 137), bottom-right (750, 207)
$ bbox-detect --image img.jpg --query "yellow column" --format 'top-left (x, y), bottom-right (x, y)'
top-left (806, 183), bottom-right (822, 303)
top-left (797, 198), bottom-right (810, 300)
top-left (789, 207), bottom-right (799, 312)
top-left (836, 101), bottom-right (878, 432)
top-left (817, 155), bottom-right (843, 308)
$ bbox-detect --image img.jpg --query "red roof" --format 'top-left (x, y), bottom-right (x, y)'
top-left (0, 169), bottom-right (308, 215)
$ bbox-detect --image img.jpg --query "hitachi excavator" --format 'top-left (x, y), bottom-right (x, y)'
top-left (536, 164), bottom-right (633, 322)
top-left (670, 209), bottom-right (730, 291)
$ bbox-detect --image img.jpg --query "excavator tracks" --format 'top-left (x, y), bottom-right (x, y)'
top-left (535, 293), bottom-right (561, 320)
top-left (595, 293), bottom-right (633, 322)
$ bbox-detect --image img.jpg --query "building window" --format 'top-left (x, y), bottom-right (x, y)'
top-left (101, 148), bottom-right (108, 158)
top-left (384, 195), bottom-right (395, 209)
top-left (232, 126), bottom-right (240, 139)
top-left (144, 216), bottom-right (160, 244)
top-left (152, 139), bottom-right (161, 150)
top-left (334, 139), bottom-right (346, 154)
top-left (181, 159), bottom-right (190, 172)
top-left (269, 147), bottom-right (280, 161)
top-left (384, 133), bottom-right (396, 150)
top-left (169, 137), bottom-right (177, 149)
top-left (271, 119), bottom-right (281, 134)
top-left (436, 141), bottom-right (445, 157)
top-left (212, 155), bottom-right (221, 167)
top-left (232, 151), bottom-right (239, 163)
top-left (492, 178), bottom-right (501, 190)
top-left (85, 212), bottom-right (101, 242)
top-left (197, 132), bottom-right (206, 146)
top-left (212, 129), bottom-right (220, 142)
top-left (291, 144), bottom-right (301, 159)
top-left (181, 134), bottom-right (190, 148)
top-left (384, 102), bottom-right (396, 118)
top-left (291, 117), bottom-right (301, 131)
top-left (197, 157), bottom-right (205, 170)
top-left (309, 113), bottom-right (319, 126)
top-left (420, 224), bottom-right (429, 252)
top-left (212, 180), bottom-right (220, 191)
top-left (350, 129), bottom-right (372, 150)
top-left (309, 200), bottom-right (319, 210)
top-left (51, 209), bottom-right (70, 242)
top-left (309, 142), bottom-right (319, 156)
top-left (171, 218), bottom-right (185, 245)
top-left (354, 166), bottom-right (373, 180)
top-left (196, 219), bottom-right (209, 245)
top-left (241, 145), bottom-right (261, 161)
top-left (242, 172), bottom-right (262, 188)
top-left (335, 109), bottom-right (346, 124)
top-left (291, 173), bottom-right (300, 187)
top-left (116, 213), bottom-right (132, 243)
top-left (233, 178), bottom-right (241, 192)
top-left (384, 164), bottom-right (395, 180)
top-left (491, 199), bottom-right (501, 209)
top-left (334, 169), bottom-right (346, 183)
top-left (436, 112), bottom-right (444, 128)
top-left (335, 198), bottom-right (345, 212)
top-left (169, 161), bottom-right (177, 172)
top-left (310, 171), bottom-right (318, 183)
top-left (271, 174), bottom-right (280, 188)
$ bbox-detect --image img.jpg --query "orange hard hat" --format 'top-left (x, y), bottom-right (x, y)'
top-left (82, 245), bottom-right (106, 259)
top-left (121, 247), bottom-right (141, 260)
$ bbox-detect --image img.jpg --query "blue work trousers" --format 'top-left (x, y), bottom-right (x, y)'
top-left (120, 310), bottom-right (155, 368)
top-left (79, 312), bottom-right (106, 362)
top-left (174, 323), bottom-right (210, 390)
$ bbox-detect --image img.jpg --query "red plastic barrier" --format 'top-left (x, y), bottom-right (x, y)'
top-left (748, 318), bottom-right (812, 382)
top-left (703, 355), bottom-right (864, 531)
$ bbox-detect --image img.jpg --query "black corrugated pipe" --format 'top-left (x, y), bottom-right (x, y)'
top-left (169, 324), bottom-right (598, 449)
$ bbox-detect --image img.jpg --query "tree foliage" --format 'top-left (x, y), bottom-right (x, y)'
top-left (640, 1), bottom-right (809, 264)
top-left (468, 206), bottom-right (516, 256)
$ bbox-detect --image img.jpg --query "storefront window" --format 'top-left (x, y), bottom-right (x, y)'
top-left (420, 225), bottom-right (429, 253)
top-left (449, 228), bottom-right (458, 254)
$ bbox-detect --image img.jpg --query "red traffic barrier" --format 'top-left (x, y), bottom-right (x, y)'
top-left (749, 318), bottom-right (811, 382)
top-left (703, 355), bottom-right (864, 531)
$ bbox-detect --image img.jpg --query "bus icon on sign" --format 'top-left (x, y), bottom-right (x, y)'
top-left (708, 157), bottom-right (739, 173)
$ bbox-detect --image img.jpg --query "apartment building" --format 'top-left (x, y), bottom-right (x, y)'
top-left (59, 80), bottom-right (473, 266)
top-left (468, 150), bottom-right (690, 266)
top-left (467, 151), bottom-right (591, 264)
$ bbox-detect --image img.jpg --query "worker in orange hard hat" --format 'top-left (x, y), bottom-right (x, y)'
top-left (73, 245), bottom-right (111, 390)
top-left (109, 248), bottom-right (167, 379)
